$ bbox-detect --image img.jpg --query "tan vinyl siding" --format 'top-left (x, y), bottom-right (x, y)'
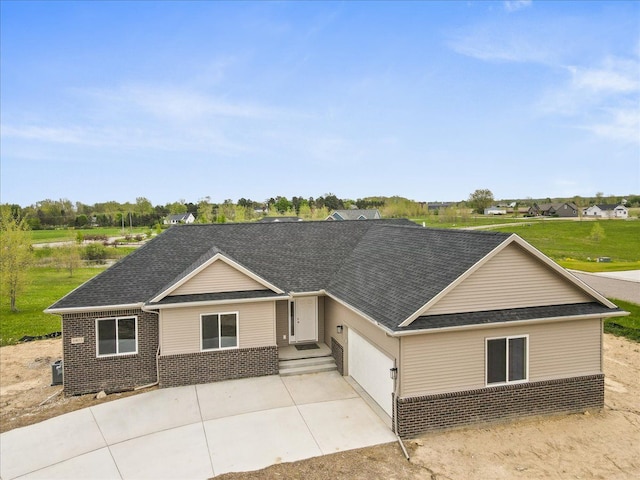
top-left (423, 243), bottom-right (592, 316)
top-left (275, 300), bottom-right (289, 347)
top-left (170, 260), bottom-right (267, 296)
top-left (400, 318), bottom-right (602, 397)
top-left (324, 297), bottom-right (399, 375)
top-left (160, 301), bottom-right (275, 355)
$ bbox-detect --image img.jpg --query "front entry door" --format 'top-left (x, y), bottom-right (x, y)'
top-left (293, 297), bottom-right (317, 343)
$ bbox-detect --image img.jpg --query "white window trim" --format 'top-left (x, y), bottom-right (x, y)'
top-left (95, 316), bottom-right (139, 358)
top-left (200, 311), bottom-right (240, 352)
top-left (485, 334), bottom-right (529, 386)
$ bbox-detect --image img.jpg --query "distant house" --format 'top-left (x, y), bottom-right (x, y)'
top-left (506, 207), bottom-right (530, 216)
top-left (164, 213), bottom-right (195, 225)
top-left (326, 209), bottom-right (381, 221)
top-left (484, 206), bottom-right (506, 215)
top-left (258, 217), bottom-right (303, 223)
top-left (584, 204), bottom-right (628, 219)
top-left (531, 203), bottom-right (579, 218)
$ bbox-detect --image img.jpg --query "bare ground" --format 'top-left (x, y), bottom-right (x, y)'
top-left (1, 335), bottom-right (639, 479)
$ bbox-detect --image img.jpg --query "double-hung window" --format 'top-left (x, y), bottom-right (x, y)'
top-left (201, 312), bottom-right (238, 350)
top-left (486, 335), bottom-right (528, 385)
top-left (96, 316), bottom-right (137, 356)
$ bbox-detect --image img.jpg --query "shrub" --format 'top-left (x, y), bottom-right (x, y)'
top-left (82, 243), bottom-right (107, 264)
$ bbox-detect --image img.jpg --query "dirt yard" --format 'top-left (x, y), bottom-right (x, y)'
top-left (0, 338), bottom-right (150, 433)
top-left (1, 335), bottom-right (638, 479)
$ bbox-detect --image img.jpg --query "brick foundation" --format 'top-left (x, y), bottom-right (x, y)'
top-left (62, 309), bottom-right (159, 396)
top-left (158, 346), bottom-right (278, 388)
top-left (331, 337), bottom-right (344, 375)
top-left (395, 374), bottom-right (604, 438)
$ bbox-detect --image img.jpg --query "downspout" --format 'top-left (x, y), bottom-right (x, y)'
top-left (393, 360), bottom-right (410, 460)
top-left (135, 306), bottom-right (161, 390)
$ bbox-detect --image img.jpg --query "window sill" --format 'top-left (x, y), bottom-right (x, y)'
top-left (200, 346), bottom-right (239, 353)
top-left (486, 379), bottom-right (529, 387)
top-left (96, 352), bottom-right (138, 359)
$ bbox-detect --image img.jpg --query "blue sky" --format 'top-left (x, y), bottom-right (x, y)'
top-left (1, 0), bottom-right (638, 206)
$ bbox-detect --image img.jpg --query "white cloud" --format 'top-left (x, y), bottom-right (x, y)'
top-left (581, 108), bottom-right (640, 144)
top-left (0, 125), bottom-right (88, 144)
top-left (538, 57), bottom-right (640, 144)
top-left (447, 22), bottom-right (560, 64)
top-left (571, 59), bottom-right (639, 93)
top-left (504, 1), bottom-right (532, 13)
top-left (1, 81), bottom-right (319, 163)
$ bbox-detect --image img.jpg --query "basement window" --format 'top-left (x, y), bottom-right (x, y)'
top-left (486, 335), bottom-right (528, 385)
top-left (96, 316), bottom-right (138, 357)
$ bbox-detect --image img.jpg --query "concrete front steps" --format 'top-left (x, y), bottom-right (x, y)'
top-left (278, 355), bottom-right (337, 376)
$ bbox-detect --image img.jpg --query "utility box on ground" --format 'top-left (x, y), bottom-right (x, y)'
top-left (51, 359), bottom-right (63, 386)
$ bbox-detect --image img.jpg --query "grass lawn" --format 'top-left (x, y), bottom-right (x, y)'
top-left (605, 299), bottom-right (640, 342)
top-left (489, 220), bottom-right (640, 269)
top-left (411, 215), bottom-right (538, 229)
top-left (0, 267), bottom-right (106, 346)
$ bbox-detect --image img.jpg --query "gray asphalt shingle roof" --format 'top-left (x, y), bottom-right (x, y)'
top-left (325, 226), bottom-right (509, 330)
top-left (49, 219), bottom-right (413, 311)
top-left (330, 209), bottom-right (380, 220)
top-left (49, 219), bottom-right (610, 330)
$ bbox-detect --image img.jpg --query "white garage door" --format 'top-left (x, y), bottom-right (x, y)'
top-left (348, 328), bottom-right (394, 417)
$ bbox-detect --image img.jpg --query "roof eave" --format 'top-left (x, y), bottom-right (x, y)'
top-left (44, 302), bottom-right (145, 315)
top-left (391, 309), bottom-right (629, 336)
top-left (145, 295), bottom-right (289, 310)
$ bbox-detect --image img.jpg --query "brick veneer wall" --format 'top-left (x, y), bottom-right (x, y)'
top-left (62, 309), bottom-right (159, 396)
top-left (158, 346), bottom-right (278, 388)
top-left (331, 337), bottom-right (344, 375)
top-left (395, 374), bottom-right (604, 438)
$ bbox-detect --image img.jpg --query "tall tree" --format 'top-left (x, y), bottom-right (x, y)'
top-left (0, 206), bottom-right (33, 312)
top-left (468, 189), bottom-right (495, 214)
top-left (196, 197), bottom-right (213, 223)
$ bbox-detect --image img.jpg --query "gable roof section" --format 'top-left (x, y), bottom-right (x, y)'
top-left (48, 219), bottom-right (413, 312)
top-left (328, 209), bottom-right (380, 220)
top-left (413, 241), bottom-right (594, 316)
top-left (595, 204), bottom-right (624, 211)
top-left (149, 252), bottom-right (283, 303)
top-left (396, 234), bottom-right (616, 328)
top-left (325, 226), bottom-right (510, 330)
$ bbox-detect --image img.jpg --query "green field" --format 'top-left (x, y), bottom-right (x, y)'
top-left (605, 299), bottom-right (640, 342)
top-left (488, 220), bottom-right (640, 270)
top-left (0, 267), bottom-right (106, 346)
top-left (411, 215), bottom-right (537, 229)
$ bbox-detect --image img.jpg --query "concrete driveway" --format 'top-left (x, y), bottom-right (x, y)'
top-left (570, 270), bottom-right (640, 304)
top-left (0, 372), bottom-right (396, 479)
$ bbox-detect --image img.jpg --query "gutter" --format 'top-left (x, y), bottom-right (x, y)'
top-left (44, 303), bottom-right (145, 315)
top-left (390, 310), bottom-right (630, 337)
top-left (392, 358), bottom-right (410, 460)
top-left (134, 305), bottom-right (162, 390)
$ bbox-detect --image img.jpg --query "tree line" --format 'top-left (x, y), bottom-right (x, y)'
top-left (2, 194), bottom-right (391, 229)
top-left (3, 191), bottom-right (636, 230)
